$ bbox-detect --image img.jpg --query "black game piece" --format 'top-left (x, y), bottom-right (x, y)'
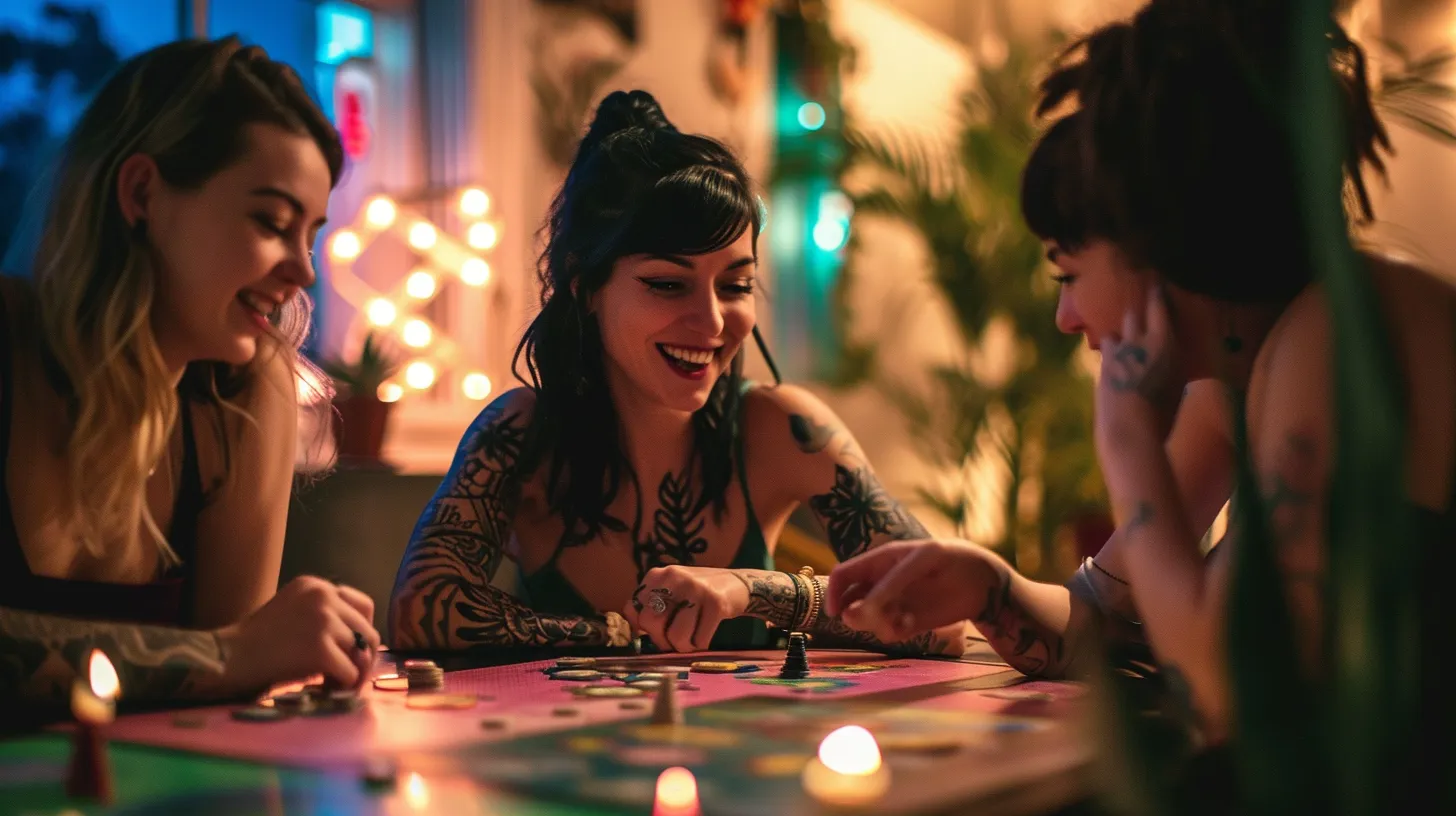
top-left (778, 632), bottom-right (810, 679)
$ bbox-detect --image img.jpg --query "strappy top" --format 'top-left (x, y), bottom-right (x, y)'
top-left (0, 290), bottom-right (205, 627)
top-left (521, 386), bottom-right (775, 649)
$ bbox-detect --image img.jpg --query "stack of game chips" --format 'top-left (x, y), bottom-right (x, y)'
top-left (404, 659), bottom-right (445, 692)
top-left (778, 633), bottom-right (811, 679)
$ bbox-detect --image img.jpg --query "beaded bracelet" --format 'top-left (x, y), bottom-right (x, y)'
top-left (797, 567), bottom-right (823, 630)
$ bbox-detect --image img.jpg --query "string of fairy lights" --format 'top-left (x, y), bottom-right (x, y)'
top-left (324, 186), bottom-right (500, 404)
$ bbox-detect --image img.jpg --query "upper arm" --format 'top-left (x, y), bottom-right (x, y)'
top-left (388, 388), bottom-right (534, 642)
top-left (1247, 302), bottom-right (1333, 670)
top-left (190, 347), bottom-right (298, 629)
top-left (747, 384), bottom-right (928, 562)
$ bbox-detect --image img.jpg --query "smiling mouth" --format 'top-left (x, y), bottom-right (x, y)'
top-left (657, 343), bottom-right (717, 376)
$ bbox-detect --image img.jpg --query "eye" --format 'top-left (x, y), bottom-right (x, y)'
top-left (720, 279), bottom-right (755, 297)
top-left (253, 215), bottom-right (289, 236)
top-left (639, 278), bottom-right (685, 293)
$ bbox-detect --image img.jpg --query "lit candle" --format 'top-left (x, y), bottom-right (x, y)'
top-left (653, 766), bottom-right (701, 816)
top-left (404, 771), bottom-right (430, 811)
top-left (66, 650), bottom-right (118, 802)
top-left (801, 725), bottom-right (891, 809)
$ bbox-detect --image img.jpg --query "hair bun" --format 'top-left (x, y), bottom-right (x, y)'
top-left (580, 90), bottom-right (675, 156)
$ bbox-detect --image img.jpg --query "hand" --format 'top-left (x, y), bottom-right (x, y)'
top-left (826, 539), bottom-right (1001, 644)
top-left (1096, 284), bottom-right (1184, 453)
top-left (216, 576), bottom-right (381, 696)
top-left (621, 566), bottom-right (750, 653)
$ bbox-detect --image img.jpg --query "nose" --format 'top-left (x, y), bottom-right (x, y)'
top-left (1055, 291), bottom-right (1083, 336)
top-left (275, 243), bottom-right (318, 290)
top-left (682, 288), bottom-right (726, 338)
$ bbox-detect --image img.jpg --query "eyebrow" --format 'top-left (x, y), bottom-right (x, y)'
top-left (250, 187), bottom-right (328, 228)
top-left (645, 253), bottom-right (757, 272)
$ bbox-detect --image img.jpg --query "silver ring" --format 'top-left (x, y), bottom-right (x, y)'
top-left (647, 587), bottom-right (672, 615)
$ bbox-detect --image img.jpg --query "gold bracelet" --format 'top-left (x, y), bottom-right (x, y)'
top-left (789, 571), bottom-right (813, 630)
top-left (798, 567), bottom-right (823, 630)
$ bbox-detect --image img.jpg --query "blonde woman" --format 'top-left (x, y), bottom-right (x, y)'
top-left (0, 38), bottom-right (379, 707)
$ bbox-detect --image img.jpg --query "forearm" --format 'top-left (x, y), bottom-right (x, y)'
top-left (0, 606), bottom-right (228, 703)
top-left (731, 569), bottom-right (959, 656)
top-left (389, 568), bottom-right (623, 650)
top-left (1104, 448), bottom-right (1226, 723)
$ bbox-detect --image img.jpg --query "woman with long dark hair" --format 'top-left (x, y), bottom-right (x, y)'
top-left (389, 90), bottom-right (963, 655)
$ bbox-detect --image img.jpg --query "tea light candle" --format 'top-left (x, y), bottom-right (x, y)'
top-left (653, 766), bottom-right (701, 816)
top-left (802, 725), bottom-right (891, 809)
top-left (66, 650), bottom-right (118, 802)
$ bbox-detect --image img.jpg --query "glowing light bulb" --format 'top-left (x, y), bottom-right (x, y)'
top-left (377, 382), bottom-right (403, 403)
top-left (405, 270), bottom-right (437, 300)
top-left (407, 221), bottom-right (437, 250)
top-left (819, 726), bottom-right (881, 775)
top-left (330, 230), bottom-right (362, 260)
top-left (467, 221), bottom-right (499, 250)
top-left (460, 258), bottom-right (491, 287)
top-left (459, 187), bottom-right (490, 218)
top-left (812, 219), bottom-right (848, 252)
top-left (404, 361), bottom-right (436, 390)
top-left (462, 372), bottom-right (492, 401)
top-left (798, 101), bottom-right (827, 131)
top-left (402, 319), bottom-right (432, 348)
top-left (364, 196), bottom-right (397, 228)
top-left (365, 298), bottom-right (397, 327)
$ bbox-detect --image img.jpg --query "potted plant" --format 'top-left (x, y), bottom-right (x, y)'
top-left (319, 332), bottom-right (402, 466)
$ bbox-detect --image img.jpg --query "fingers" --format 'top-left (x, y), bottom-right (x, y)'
top-left (663, 601), bottom-right (700, 653)
top-left (335, 601), bottom-right (380, 654)
top-left (843, 546), bottom-right (942, 640)
top-left (824, 542), bottom-right (916, 616)
top-left (320, 622), bottom-right (363, 687)
top-left (1145, 283), bottom-right (1171, 346)
top-left (334, 583), bottom-right (377, 629)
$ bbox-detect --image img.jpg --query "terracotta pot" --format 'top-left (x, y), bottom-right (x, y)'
top-left (332, 395), bottom-right (393, 463)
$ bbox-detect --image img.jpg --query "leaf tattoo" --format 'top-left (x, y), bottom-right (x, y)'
top-left (808, 464), bottom-right (930, 560)
top-left (632, 470), bottom-right (711, 578)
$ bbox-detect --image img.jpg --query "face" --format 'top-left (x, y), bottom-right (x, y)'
top-left (1045, 237), bottom-right (1148, 351)
top-left (132, 123), bottom-right (331, 368)
top-left (592, 230), bottom-right (757, 414)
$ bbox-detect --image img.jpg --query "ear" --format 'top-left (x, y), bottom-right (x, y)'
top-left (115, 153), bottom-right (161, 228)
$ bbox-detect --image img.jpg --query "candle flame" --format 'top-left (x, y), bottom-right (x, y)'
top-left (818, 725), bottom-right (881, 776)
top-left (88, 650), bottom-right (119, 700)
top-left (655, 766), bottom-right (698, 808)
top-left (404, 772), bottom-right (430, 810)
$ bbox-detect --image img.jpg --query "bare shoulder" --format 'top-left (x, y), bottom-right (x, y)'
top-left (471, 386), bottom-right (537, 432)
top-left (740, 382), bottom-right (851, 454)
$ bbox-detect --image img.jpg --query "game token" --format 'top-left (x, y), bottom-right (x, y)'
top-left (231, 706), bottom-right (288, 722)
top-left (372, 675), bottom-right (409, 692)
top-left (690, 661), bottom-right (740, 673)
top-left (480, 717), bottom-right (511, 730)
top-left (361, 757), bottom-right (396, 788)
top-left (555, 656), bottom-right (596, 667)
top-left (619, 701), bottom-right (649, 711)
top-left (578, 685), bottom-right (644, 698)
top-left (402, 659), bottom-right (437, 670)
top-left (551, 706), bottom-right (582, 717)
top-left (270, 691), bottom-right (310, 708)
top-left (551, 669), bottom-right (603, 681)
top-left (405, 694), bottom-right (478, 711)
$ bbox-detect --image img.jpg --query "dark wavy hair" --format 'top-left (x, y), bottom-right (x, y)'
top-left (511, 90), bottom-right (762, 545)
top-left (1025, 0), bottom-right (1390, 304)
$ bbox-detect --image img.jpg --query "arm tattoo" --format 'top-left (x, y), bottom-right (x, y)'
top-left (0, 607), bottom-right (226, 702)
top-left (808, 465), bottom-right (930, 560)
top-left (392, 407), bottom-right (610, 650)
top-left (731, 571), bottom-right (956, 656)
top-left (1124, 501), bottom-right (1155, 534)
top-left (972, 571), bottom-right (1067, 677)
top-left (789, 414), bottom-right (837, 454)
top-left (1262, 433), bottom-right (1318, 545)
top-left (632, 470), bottom-right (710, 578)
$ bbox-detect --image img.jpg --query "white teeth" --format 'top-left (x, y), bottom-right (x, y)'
top-left (661, 345), bottom-right (715, 366)
top-left (240, 292), bottom-right (275, 317)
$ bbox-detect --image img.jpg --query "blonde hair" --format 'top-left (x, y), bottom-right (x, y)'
top-left (30, 37), bottom-right (342, 567)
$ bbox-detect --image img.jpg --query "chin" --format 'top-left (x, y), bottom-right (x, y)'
top-left (209, 336), bottom-right (260, 367)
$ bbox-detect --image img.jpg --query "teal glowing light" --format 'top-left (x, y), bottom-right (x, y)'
top-left (317, 1), bottom-right (373, 65)
top-left (797, 102), bottom-right (826, 131)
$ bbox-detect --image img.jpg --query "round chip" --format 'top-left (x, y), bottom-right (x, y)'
top-left (231, 706), bottom-right (288, 722)
top-left (402, 659), bottom-right (437, 670)
top-left (481, 717), bottom-right (511, 730)
top-left (270, 691), bottom-right (310, 707)
top-left (690, 661), bottom-right (740, 673)
top-left (405, 694), bottom-right (479, 711)
top-left (619, 701), bottom-right (649, 711)
top-left (552, 669), bottom-right (603, 681)
top-left (555, 657), bottom-right (596, 667)
top-left (551, 707), bottom-right (582, 717)
top-left (373, 676), bottom-right (409, 692)
top-left (578, 686), bottom-right (644, 698)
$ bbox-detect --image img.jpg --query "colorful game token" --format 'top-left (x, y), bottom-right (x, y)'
top-left (551, 669), bottom-right (603, 681)
top-left (555, 656), bottom-right (596, 667)
top-left (690, 661), bottom-right (740, 673)
top-left (405, 694), bottom-right (478, 711)
top-left (578, 685), bottom-right (644, 698)
top-left (372, 675), bottom-right (409, 692)
top-left (231, 706), bottom-right (288, 722)
top-left (551, 706), bottom-right (582, 717)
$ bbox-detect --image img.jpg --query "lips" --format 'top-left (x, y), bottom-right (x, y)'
top-left (656, 343), bottom-right (720, 380)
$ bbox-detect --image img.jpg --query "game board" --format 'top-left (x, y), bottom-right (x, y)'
top-left (3, 648), bottom-right (1093, 815)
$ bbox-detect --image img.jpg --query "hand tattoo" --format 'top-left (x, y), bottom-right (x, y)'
top-left (731, 571), bottom-right (956, 656)
top-left (972, 570), bottom-right (1066, 677)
